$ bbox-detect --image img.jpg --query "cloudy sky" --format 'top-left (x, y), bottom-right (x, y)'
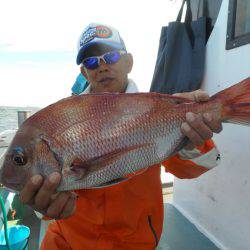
top-left (0, 0), bottom-right (180, 107)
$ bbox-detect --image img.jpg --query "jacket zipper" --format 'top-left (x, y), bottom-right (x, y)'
top-left (148, 215), bottom-right (159, 247)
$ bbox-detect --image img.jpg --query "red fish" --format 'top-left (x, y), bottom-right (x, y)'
top-left (1, 78), bottom-right (250, 192)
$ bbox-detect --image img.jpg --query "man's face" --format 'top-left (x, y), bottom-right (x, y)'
top-left (80, 45), bottom-right (133, 93)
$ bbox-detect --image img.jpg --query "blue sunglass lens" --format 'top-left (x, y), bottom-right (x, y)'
top-left (83, 57), bottom-right (99, 69)
top-left (83, 51), bottom-right (123, 69)
top-left (104, 51), bottom-right (121, 64)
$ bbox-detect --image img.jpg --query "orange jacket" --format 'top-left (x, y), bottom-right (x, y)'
top-left (40, 140), bottom-right (218, 250)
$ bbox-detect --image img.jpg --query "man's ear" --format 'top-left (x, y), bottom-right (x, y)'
top-left (80, 67), bottom-right (89, 80)
top-left (124, 53), bottom-right (133, 74)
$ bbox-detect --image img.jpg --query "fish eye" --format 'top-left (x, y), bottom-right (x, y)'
top-left (12, 147), bottom-right (27, 166)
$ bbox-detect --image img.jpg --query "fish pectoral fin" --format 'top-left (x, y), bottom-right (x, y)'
top-left (69, 144), bottom-right (150, 180)
top-left (84, 144), bottom-right (150, 173)
top-left (69, 158), bottom-right (88, 178)
top-left (91, 177), bottom-right (129, 189)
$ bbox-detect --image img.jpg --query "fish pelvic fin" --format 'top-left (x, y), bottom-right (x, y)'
top-left (169, 137), bottom-right (190, 157)
top-left (91, 177), bottom-right (129, 189)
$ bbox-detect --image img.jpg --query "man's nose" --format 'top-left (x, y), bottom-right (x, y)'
top-left (98, 59), bottom-right (109, 72)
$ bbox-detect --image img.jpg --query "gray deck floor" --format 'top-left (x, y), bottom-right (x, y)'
top-left (157, 203), bottom-right (219, 250)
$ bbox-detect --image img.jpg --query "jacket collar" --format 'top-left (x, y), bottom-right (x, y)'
top-left (82, 79), bottom-right (138, 94)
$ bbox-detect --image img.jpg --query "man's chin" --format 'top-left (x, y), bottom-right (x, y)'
top-left (95, 81), bottom-right (115, 92)
top-left (92, 79), bottom-right (125, 93)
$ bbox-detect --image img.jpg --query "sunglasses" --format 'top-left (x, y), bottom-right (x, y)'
top-left (81, 50), bottom-right (126, 70)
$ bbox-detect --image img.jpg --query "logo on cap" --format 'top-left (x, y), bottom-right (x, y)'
top-left (80, 25), bottom-right (112, 47)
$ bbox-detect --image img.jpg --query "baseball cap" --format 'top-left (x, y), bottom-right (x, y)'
top-left (76, 23), bottom-right (126, 65)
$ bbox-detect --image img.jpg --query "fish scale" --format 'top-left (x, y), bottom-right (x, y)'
top-left (55, 95), bottom-right (187, 190)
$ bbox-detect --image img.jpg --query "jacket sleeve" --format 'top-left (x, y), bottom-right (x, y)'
top-left (163, 139), bottom-right (220, 179)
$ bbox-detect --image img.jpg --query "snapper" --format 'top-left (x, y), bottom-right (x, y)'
top-left (1, 78), bottom-right (250, 192)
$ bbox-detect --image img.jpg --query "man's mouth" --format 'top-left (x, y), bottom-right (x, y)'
top-left (98, 77), bottom-right (115, 84)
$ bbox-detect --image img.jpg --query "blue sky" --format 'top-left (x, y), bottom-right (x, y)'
top-left (0, 0), bottom-right (180, 107)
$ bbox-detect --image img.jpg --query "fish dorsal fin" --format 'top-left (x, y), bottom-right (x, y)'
top-left (147, 92), bottom-right (193, 105)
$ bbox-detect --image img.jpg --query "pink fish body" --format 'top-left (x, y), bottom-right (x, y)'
top-left (1, 78), bottom-right (250, 192)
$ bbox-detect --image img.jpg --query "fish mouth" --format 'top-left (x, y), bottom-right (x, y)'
top-left (1, 170), bottom-right (26, 191)
top-left (4, 178), bottom-right (23, 185)
top-left (0, 152), bottom-right (6, 184)
top-left (4, 187), bottom-right (20, 194)
top-left (1, 180), bottom-right (23, 192)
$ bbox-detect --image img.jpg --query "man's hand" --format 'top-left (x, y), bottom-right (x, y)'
top-left (173, 89), bottom-right (223, 150)
top-left (19, 172), bottom-right (77, 220)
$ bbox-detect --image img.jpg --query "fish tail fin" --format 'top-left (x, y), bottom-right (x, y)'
top-left (212, 77), bottom-right (250, 126)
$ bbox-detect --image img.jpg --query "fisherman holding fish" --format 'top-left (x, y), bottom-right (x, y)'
top-left (2, 23), bottom-right (237, 249)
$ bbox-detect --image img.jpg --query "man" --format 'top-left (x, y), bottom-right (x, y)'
top-left (20, 23), bottom-right (222, 249)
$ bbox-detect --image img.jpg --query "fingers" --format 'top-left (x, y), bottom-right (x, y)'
top-left (34, 172), bottom-right (61, 210)
top-left (181, 122), bottom-right (208, 147)
top-left (193, 90), bottom-right (210, 102)
top-left (203, 113), bottom-right (223, 133)
top-left (19, 175), bottom-right (43, 204)
top-left (59, 194), bottom-right (77, 219)
top-left (19, 172), bottom-right (76, 220)
top-left (182, 141), bottom-right (195, 151)
top-left (181, 112), bottom-right (222, 148)
top-left (173, 90), bottom-right (209, 102)
top-left (186, 112), bottom-right (213, 141)
top-left (47, 192), bottom-right (76, 219)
